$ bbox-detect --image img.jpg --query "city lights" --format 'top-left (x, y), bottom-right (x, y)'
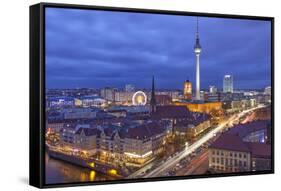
top-left (132, 91), bottom-right (147, 106)
top-left (124, 151), bottom-right (153, 159)
top-left (43, 9), bottom-right (272, 185)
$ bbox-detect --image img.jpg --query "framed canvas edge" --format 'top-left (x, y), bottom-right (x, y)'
top-left (29, 2), bottom-right (275, 189)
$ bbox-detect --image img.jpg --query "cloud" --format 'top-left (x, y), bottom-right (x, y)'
top-left (45, 8), bottom-right (271, 90)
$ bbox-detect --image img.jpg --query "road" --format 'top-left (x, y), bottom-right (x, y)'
top-left (126, 158), bottom-right (157, 179)
top-left (173, 150), bottom-right (209, 176)
top-left (183, 151), bottom-right (208, 175)
top-left (142, 104), bottom-right (265, 178)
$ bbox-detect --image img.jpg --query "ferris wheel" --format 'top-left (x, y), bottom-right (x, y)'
top-left (132, 91), bottom-right (147, 106)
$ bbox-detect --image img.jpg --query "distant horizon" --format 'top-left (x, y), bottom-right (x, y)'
top-left (46, 86), bottom-right (270, 91)
top-left (46, 8), bottom-right (272, 90)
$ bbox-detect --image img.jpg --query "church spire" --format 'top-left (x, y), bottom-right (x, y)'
top-left (150, 76), bottom-right (156, 113)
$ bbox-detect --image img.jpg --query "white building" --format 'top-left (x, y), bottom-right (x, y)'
top-left (209, 85), bottom-right (217, 94)
top-left (223, 75), bottom-right (234, 93)
top-left (100, 87), bottom-right (116, 102)
top-left (114, 91), bottom-right (134, 103)
top-left (78, 96), bottom-right (106, 108)
top-left (264, 86), bottom-right (271, 95)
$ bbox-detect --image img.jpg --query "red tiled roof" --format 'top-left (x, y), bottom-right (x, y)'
top-left (227, 120), bottom-right (269, 138)
top-left (246, 142), bottom-right (271, 159)
top-left (210, 133), bottom-right (271, 159)
top-left (155, 95), bottom-right (171, 104)
top-left (75, 128), bottom-right (101, 136)
top-left (175, 113), bottom-right (210, 127)
top-left (119, 121), bottom-right (166, 140)
top-left (152, 105), bottom-right (191, 119)
top-left (210, 133), bottom-right (251, 152)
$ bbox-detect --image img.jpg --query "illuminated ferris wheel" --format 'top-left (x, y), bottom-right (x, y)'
top-left (132, 91), bottom-right (147, 106)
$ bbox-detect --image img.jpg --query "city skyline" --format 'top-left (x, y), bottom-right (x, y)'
top-left (44, 7), bottom-right (272, 184)
top-left (46, 8), bottom-right (271, 89)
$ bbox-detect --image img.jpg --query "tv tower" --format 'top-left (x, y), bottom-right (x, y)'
top-left (194, 17), bottom-right (202, 101)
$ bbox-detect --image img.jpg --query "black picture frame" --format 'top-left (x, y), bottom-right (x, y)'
top-left (30, 2), bottom-right (275, 188)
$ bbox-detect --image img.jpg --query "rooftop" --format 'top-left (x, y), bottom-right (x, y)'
top-left (246, 142), bottom-right (271, 159)
top-left (75, 128), bottom-right (101, 136)
top-left (227, 120), bottom-right (269, 138)
top-left (210, 133), bottom-right (251, 153)
top-left (98, 121), bottom-right (167, 140)
top-left (48, 96), bottom-right (75, 101)
top-left (120, 121), bottom-right (167, 140)
top-left (152, 105), bottom-right (191, 119)
top-left (210, 132), bottom-right (271, 158)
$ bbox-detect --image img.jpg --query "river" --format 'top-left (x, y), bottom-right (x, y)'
top-left (45, 152), bottom-right (116, 184)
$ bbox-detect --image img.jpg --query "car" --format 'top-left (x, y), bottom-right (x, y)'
top-left (195, 148), bottom-right (201, 154)
top-left (145, 169), bottom-right (151, 173)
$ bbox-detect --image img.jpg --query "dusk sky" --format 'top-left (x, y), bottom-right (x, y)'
top-left (45, 7), bottom-right (271, 90)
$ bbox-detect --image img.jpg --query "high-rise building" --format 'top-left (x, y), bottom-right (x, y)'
top-left (114, 91), bottom-right (134, 103)
top-left (183, 80), bottom-right (192, 100)
top-left (264, 86), bottom-right (271, 95)
top-left (194, 17), bottom-right (202, 101)
top-left (209, 85), bottom-right (217, 94)
top-left (125, 84), bottom-right (135, 92)
top-left (100, 87), bottom-right (115, 102)
top-left (223, 75), bottom-right (233, 93)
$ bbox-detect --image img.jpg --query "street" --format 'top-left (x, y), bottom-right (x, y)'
top-left (176, 150), bottom-right (209, 176)
top-left (141, 104), bottom-right (265, 178)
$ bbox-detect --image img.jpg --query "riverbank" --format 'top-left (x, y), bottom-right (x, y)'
top-left (47, 149), bottom-right (125, 178)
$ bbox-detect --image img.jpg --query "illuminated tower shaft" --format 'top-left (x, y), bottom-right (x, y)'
top-left (196, 54), bottom-right (200, 100)
top-left (194, 17), bottom-right (202, 101)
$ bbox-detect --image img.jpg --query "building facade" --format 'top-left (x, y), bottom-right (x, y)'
top-left (174, 101), bottom-right (222, 114)
top-left (58, 121), bottom-right (168, 167)
top-left (223, 75), bottom-right (233, 93)
top-left (209, 121), bottom-right (271, 173)
top-left (183, 80), bottom-right (192, 100)
top-left (209, 86), bottom-right (217, 94)
top-left (100, 87), bottom-right (116, 102)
